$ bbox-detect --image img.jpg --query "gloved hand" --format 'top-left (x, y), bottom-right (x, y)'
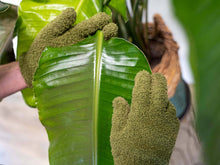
top-left (19, 8), bottom-right (118, 87)
top-left (110, 71), bottom-right (180, 165)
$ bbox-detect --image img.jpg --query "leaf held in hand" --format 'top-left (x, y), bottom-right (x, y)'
top-left (33, 31), bottom-right (151, 164)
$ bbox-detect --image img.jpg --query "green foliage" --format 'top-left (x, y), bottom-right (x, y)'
top-left (33, 31), bottom-right (151, 164)
top-left (17, 0), bottom-right (107, 107)
top-left (0, 2), bottom-right (17, 65)
top-left (107, 0), bottom-right (127, 21)
top-left (112, 0), bottom-right (149, 58)
top-left (17, 0), bottom-right (127, 107)
top-left (17, 0), bottom-right (150, 163)
top-left (172, 0), bottom-right (220, 164)
top-left (19, 8), bottom-right (112, 88)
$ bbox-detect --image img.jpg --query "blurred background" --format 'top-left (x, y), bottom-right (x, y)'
top-left (0, 0), bottom-right (195, 164)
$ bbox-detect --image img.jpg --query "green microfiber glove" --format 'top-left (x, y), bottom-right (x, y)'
top-left (110, 71), bottom-right (180, 165)
top-left (19, 8), bottom-right (118, 87)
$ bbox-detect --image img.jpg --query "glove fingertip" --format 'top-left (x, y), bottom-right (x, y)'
top-left (59, 7), bottom-right (76, 25)
top-left (45, 8), bottom-right (76, 36)
top-left (112, 96), bottom-right (130, 132)
top-left (152, 73), bottom-right (167, 85)
top-left (134, 70), bottom-right (151, 82)
top-left (62, 7), bottom-right (76, 20)
top-left (103, 23), bottom-right (118, 40)
top-left (95, 12), bottom-right (111, 22)
top-left (92, 12), bottom-right (111, 29)
top-left (132, 70), bottom-right (151, 100)
top-left (113, 96), bottom-right (127, 108)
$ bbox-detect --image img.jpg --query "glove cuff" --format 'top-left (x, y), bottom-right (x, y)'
top-left (113, 153), bottom-right (169, 165)
top-left (18, 53), bottom-right (35, 88)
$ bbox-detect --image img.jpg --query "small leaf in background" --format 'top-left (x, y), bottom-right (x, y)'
top-left (110, 0), bottom-right (149, 59)
top-left (0, 2), bottom-right (17, 65)
top-left (33, 31), bottom-right (151, 164)
top-left (172, 0), bottom-right (220, 164)
top-left (107, 0), bottom-right (128, 21)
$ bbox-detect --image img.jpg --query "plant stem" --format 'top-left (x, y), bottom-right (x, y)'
top-left (131, 0), bottom-right (149, 59)
top-left (142, 0), bottom-right (149, 46)
top-left (99, 0), bottom-right (103, 12)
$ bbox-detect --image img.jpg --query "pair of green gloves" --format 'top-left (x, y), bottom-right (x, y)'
top-left (19, 8), bottom-right (179, 165)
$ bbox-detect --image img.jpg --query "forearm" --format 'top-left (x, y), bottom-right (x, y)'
top-left (0, 61), bottom-right (27, 100)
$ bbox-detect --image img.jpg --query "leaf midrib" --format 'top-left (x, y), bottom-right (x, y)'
top-left (75, 0), bottom-right (85, 13)
top-left (93, 31), bottom-right (103, 165)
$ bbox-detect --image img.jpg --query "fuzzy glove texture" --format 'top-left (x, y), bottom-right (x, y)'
top-left (110, 71), bottom-right (180, 165)
top-left (19, 8), bottom-right (118, 87)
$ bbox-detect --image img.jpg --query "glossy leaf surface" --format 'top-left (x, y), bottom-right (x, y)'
top-left (17, 0), bottom-right (106, 107)
top-left (172, 0), bottom-right (220, 164)
top-left (33, 31), bottom-right (151, 164)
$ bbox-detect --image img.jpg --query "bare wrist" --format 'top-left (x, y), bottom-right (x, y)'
top-left (0, 61), bottom-right (27, 100)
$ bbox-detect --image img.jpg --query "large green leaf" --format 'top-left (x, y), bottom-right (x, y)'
top-left (33, 31), bottom-right (151, 164)
top-left (172, 1), bottom-right (220, 164)
top-left (17, 0), bottom-right (109, 107)
top-left (0, 2), bottom-right (17, 65)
